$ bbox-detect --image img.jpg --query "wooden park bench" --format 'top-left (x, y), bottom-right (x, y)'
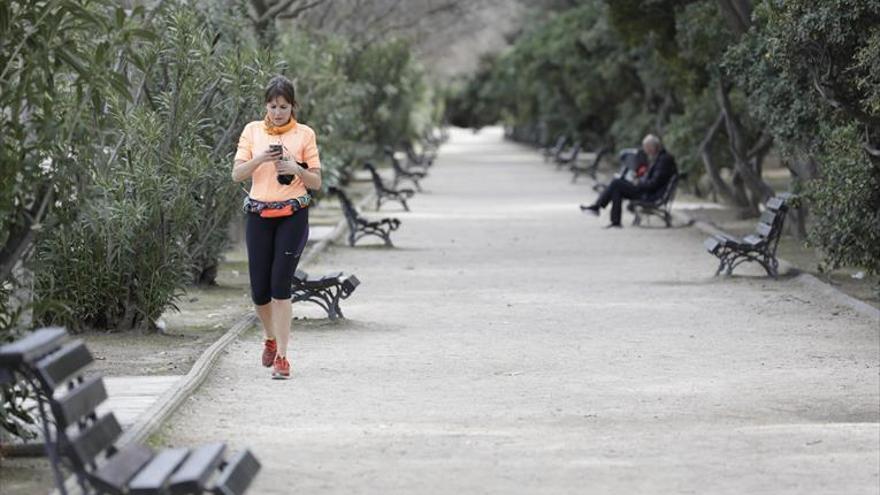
top-left (0, 327), bottom-right (260, 495)
top-left (626, 172), bottom-right (685, 227)
top-left (541, 136), bottom-right (567, 163)
top-left (570, 146), bottom-right (609, 183)
top-left (703, 196), bottom-right (789, 278)
top-left (291, 270), bottom-right (360, 320)
top-left (363, 162), bottom-right (415, 211)
top-left (328, 186), bottom-right (400, 247)
top-left (554, 141), bottom-right (582, 170)
top-left (384, 146), bottom-right (427, 192)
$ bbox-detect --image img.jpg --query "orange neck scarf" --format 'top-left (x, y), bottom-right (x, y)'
top-left (264, 116), bottom-right (297, 135)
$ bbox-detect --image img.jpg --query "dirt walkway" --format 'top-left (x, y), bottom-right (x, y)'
top-left (158, 128), bottom-right (879, 494)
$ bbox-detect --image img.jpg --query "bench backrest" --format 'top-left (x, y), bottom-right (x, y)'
top-left (362, 163), bottom-right (387, 191)
top-left (384, 148), bottom-right (409, 174)
top-left (552, 136), bottom-right (570, 159)
top-left (1, 329), bottom-right (261, 494)
top-left (328, 186), bottom-right (361, 229)
top-left (647, 173), bottom-right (681, 207)
top-left (569, 142), bottom-right (582, 159)
top-left (545, 136), bottom-right (567, 155)
top-left (618, 148), bottom-right (648, 172)
top-left (586, 145), bottom-right (610, 169)
top-left (0, 328), bottom-right (122, 483)
top-left (753, 196), bottom-right (789, 248)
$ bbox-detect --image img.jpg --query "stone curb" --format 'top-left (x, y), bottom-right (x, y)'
top-left (671, 210), bottom-right (879, 322)
top-left (48, 188), bottom-right (378, 495)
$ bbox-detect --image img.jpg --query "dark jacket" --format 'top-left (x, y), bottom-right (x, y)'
top-left (637, 149), bottom-right (677, 200)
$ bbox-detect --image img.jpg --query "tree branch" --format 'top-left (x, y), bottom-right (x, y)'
top-left (0, 185), bottom-right (54, 282)
top-left (864, 142), bottom-right (880, 158)
top-left (278, 0), bottom-right (328, 19)
top-left (700, 110), bottom-right (740, 206)
top-left (255, 0), bottom-right (301, 25)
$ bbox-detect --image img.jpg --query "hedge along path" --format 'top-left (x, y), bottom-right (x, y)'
top-left (49, 188), bottom-right (377, 495)
top-left (154, 127), bottom-right (878, 495)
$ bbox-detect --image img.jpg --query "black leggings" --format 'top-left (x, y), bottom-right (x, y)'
top-left (245, 208), bottom-right (309, 305)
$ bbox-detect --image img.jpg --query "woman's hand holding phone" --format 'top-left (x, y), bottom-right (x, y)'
top-left (257, 145), bottom-right (283, 164)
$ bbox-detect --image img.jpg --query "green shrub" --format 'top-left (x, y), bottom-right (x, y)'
top-left (33, 3), bottom-right (277, 330)
top-left (805, 124), bottom-right (880, 277)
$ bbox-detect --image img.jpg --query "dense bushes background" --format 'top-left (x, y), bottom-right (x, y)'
top-left (1, 0), bottom-right (439, 439)
top-left (1, 0), bottom-right (437, 337)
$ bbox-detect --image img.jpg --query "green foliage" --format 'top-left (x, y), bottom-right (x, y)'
top-left (805, 124), bottom-right (880, 276)
top-left (347, 39), bottom-right (429, 150)
top-left (0, 0), bottom-right (143, 323)
top-left (447, 1), bottom-right (646, 146)
top-left (663, 88), bottom-right (725, 178)
top-left (277, 31), bottom-right (366, 176)
top-left (33, 3), bottom-right (277, 330)
top-left (0, 0), bottom-right (148, 438)
top-left (271, 32), bottom-right (432, 182)
top-left (444, 55), bottom-right (503, 129)
top-left (1, 0), bottom-right (436, 441)
top-left (727, 0), bottom-right (880, 275)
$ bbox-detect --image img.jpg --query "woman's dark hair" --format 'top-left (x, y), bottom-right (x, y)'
top-left (264, 75), bottom-right (298, 109)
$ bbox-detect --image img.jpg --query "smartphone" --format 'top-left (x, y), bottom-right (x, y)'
top-left (269, 144), bottom-right (283, 155)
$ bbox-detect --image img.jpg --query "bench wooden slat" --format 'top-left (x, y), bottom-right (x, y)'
top-left (743, 234), bottom-right (765, 246)
top-left (0, 327), bottom-right (66, 367)
top-left (755, 223), bottom-right (773, 238)
top-left (168, 442), bottom-right (226, 494)
top-left (320, 272), bottom-right (344, 282)
top-left (55, 375), bottom-right (108, 427)
top-left (704, 237), bottom-right (721, 253)
top-left (759, 210), bottom-right (777, 226)
top-left (90, 444), bottom-right (155, 495)
top-left (212, 450), bottom-right (261, 495)
top-left (341, 275), bottom-right (360, 293)
top-left (129, 447), bottom-right (190, 495)
top-left (0, 367), bottom-right (14, 386)
top-left (69, 413), bottom-right (122, 464)
top-left (766, 196), bottom-right (785, 211)
top-left (36, 339), bottom-right (92, 388)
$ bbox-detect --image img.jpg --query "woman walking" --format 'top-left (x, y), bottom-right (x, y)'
top-left (232, 75), bottom-right (322, 379)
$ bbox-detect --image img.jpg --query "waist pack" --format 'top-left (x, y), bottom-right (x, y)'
top-left (243, 194), bottom-right (311, 218)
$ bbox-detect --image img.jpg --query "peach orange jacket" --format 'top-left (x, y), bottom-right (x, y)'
top-left (234, 120), bottom-right (321, 202)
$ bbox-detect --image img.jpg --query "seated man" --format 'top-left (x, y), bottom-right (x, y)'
top-left (580, 134), bottom-right (677, 228)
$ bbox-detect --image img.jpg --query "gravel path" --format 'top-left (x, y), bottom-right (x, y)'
top-left (159, 128), bottom-right (879, 494)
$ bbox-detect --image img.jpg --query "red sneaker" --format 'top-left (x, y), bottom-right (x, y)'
top-left (272, 355), bottom-right (291, 379)
top-left (261, 339), bottom-right (277, 368)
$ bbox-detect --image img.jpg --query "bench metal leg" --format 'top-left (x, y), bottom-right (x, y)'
top-left (632, 211), bottom-right (642, 226)
top-left (293, 287), bottom-right (346, 320)
top-left (352, 229), bottom-right (394, 247)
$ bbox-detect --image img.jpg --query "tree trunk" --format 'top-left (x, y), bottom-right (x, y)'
top-left (700, 111), bottom-right (745, 207)
top-left (0, 186), bottom-right (54, 282)
top-left (716, 79), bottom-right (774, 214)
top-left (716, 0), bottom-right (752, 36)
top-left (784, 155), bottom-right (820, 239)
